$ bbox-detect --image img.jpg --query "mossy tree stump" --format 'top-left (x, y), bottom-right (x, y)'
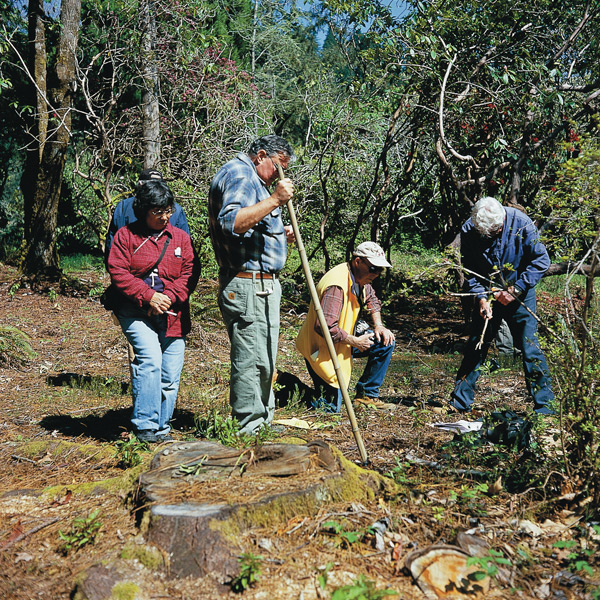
top-left (137, 440), bottom-right (395, 581)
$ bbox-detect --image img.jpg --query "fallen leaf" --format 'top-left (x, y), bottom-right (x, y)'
top-left (50, 489), bottom-right (72, 507)
top-left (488, 476), bottom-right (503, 496)
top-left (0, 520), bottom-right (24, 548)
top-left (272, 417), bottom-right (312, 429)
top-left (14, 552), bottom-right (34, 563)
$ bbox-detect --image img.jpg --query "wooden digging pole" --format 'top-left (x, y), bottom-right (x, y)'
top-left (276, 163), bottom-right (368, 464)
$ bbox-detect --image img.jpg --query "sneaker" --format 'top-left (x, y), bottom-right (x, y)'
top-left (135, 429), bottom-right (161, 443)
top-left (157, 433), bottom-right (174, 442)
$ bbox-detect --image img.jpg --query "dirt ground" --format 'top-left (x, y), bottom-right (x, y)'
top-left (0, 262), bottom-right (598, 600)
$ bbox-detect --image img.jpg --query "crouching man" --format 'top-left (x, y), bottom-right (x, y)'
top-left (296, 242), bottom-right (395, 412)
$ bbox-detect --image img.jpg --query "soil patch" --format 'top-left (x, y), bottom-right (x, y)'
top-left (0, 263), bottom-right (595, 600)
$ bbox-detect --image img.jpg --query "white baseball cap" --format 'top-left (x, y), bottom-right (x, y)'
top-left (353, 241), bottom-right (392, 268)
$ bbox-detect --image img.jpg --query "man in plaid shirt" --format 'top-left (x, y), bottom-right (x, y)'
top-left (209, 135), bottom-right (295, 435)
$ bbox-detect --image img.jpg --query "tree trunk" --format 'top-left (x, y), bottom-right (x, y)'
top-left (140, 0), bottom-right (160, 169)
top-left (20, 0), bottom-right (81, 281)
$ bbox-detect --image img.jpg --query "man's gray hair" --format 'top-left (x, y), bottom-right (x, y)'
top-left (471, 196), bottom-right (506, 237)
top-left (248, 134), bottom-right (295, 162)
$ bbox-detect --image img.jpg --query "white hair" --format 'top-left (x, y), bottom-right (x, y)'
top-left (471, 197), bottom-right (506, 237)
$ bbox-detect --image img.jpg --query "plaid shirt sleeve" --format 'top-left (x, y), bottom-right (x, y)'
top-left (315, 286), bottom-right (348, 343)
top-left (364, 284), bottom-right (382, 314)
top-left (217, 169), bottom-right (260, 238)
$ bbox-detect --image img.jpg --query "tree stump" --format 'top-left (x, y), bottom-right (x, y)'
top-left (137, 440), bottom-right (387, 581)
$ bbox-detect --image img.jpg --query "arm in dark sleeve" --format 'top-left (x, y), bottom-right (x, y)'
top-left (461, 228), bottom-right (488, 299)
top-left (104, 208), bottom-right (121, 269)
top-left (514, 223), bottom-right (550, 293)
top-left (170, 203), bottom-right (191, 236)
top-left (314, 286), bottom-right (348, 343)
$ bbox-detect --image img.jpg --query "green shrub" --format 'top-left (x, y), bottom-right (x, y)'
top-left (58, 509), bottom-right (102, 554)
top-left (331, 574), bottom-right (397, 599)
top-left (230, 552), bottom-right (263, 593)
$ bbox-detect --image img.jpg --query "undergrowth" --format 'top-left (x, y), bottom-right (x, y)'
top-left (0, 325), bottom-right (35, 367)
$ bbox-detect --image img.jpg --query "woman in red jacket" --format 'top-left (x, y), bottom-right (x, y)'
top-left (108, 180), bottom-right (197, 443)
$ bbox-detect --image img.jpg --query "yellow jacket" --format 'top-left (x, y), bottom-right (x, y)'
top-left (296, 262), bottom-right (363, 388)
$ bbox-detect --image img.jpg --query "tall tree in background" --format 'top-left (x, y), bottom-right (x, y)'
top-left (140, 0), bottom-right (160, 168)
top-left (310, 0), bottom-right (600, 254)
top-left (20, 0), bottom-right (81, 281)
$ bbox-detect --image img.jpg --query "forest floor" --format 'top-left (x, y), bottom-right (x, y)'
top-left (0, 262), bottom-right (598, 600)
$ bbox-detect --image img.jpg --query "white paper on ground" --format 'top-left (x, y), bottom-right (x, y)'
top-left (430, 420), bottom-right (483, 434)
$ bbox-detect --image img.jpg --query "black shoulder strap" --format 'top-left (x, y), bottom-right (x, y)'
top-left (144, 236), bottom-right (170, 277)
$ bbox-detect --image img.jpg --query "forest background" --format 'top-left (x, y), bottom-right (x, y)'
top-left (1, 0), bottom-right (600, 510)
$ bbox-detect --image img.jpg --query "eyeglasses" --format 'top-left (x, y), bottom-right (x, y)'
top-left (361, 258), bottom-right (384, 273)
top-left (150, 208), bottom-right (174, 217)
top-left (269, 155), bottom-right (290, 173)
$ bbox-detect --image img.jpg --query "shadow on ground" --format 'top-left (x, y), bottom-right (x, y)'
top-left (39, 407), bottom-right (197, 441)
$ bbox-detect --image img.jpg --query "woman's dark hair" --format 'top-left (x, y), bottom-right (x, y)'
top-left (132, 180), bottom-right (174, 220)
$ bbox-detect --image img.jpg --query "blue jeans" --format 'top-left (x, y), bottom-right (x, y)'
top-left (117, 306), bottom-right (185, 435)
top-left (306, 333), bottom-right (395, 413)
top-left (219, 274), bottom-right (281, 434)
top-left (451, 288), bottom-right (554, 414)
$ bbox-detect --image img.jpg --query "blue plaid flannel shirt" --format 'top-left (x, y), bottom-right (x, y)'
top-left (208, 153), bottom-right (287, 273)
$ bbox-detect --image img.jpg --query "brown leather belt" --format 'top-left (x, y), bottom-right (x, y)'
top-left (235, 271), bottom-right (278, 280)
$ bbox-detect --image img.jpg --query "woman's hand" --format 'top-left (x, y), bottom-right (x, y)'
top-left (148, 292), bottom-right (172, 315)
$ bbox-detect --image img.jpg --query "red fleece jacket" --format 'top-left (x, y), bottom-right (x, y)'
top-left (108, 221), bottom-right (197, 337)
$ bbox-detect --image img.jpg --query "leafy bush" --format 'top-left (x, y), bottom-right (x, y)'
top-left (194, 409), bottom-right (271, 447)
top-left (115, 435), bottom-right (150, 468)
top-left (331, 574), bottom-right (397, 599)
top-left (58, 509), bottom-right (102, 554)
top-left (230, 552), bottom-right (263, 593)
top-left (536, 131), bottom-right (600, 512)
top-left (195, 410), bottom-right (244, 446)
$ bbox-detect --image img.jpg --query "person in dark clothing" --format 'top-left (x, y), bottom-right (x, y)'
top-left (450, 196), bottom-right (555, 415)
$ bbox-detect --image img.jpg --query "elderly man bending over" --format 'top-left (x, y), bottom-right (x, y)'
top-left (450, 196), bottom-right (555, 415)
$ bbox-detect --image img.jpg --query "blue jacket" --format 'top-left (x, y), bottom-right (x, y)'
top-left (104, 196), bottom-right (190, 267)
top-left (461, 207), bottom-right (550, 299)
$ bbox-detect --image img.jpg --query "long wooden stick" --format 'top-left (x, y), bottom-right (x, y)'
top-left (276, 164), bottom-right (368, 464)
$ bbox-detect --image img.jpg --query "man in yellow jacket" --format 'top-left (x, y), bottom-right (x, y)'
top-left (296, 242), bottom-right (395, 412)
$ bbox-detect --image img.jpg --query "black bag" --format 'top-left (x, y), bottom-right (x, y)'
top-left (100, 284), bottom-right (121, 311)
top-left (483, 410), bottom-right (532, 451)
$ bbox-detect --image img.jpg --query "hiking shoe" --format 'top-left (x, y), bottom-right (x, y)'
top-left (157, 433), bottom-right (174, 442)
top-left (135, 430), bottom-right (161, 443)
top-left (355, 396), bottom-right (387, 409)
